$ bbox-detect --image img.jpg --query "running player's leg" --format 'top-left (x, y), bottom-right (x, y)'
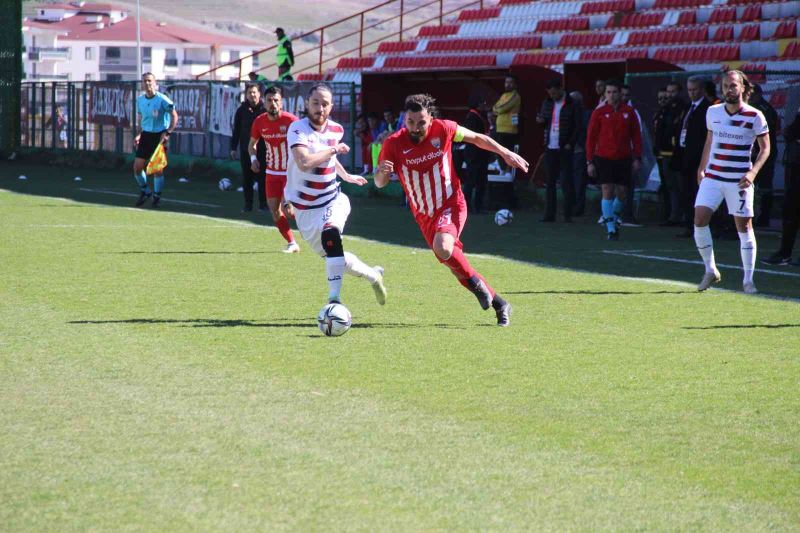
top-left (694, 178), bottom-right (724, 290)
top-left (727, 182), bottom-right (757, 293)
top-left (266, 175), bottom-right (297, 251)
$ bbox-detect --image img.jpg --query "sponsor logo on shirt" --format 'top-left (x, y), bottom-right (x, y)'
top-left (431, 137), bottom-right (441, 149)
top-left (405, 150), bottom-right (444, 165)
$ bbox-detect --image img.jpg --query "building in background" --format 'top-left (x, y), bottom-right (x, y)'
top-left (22, 2), bottom-right (261, 81)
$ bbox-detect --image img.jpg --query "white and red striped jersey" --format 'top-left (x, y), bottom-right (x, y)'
top-left (250, 111), bottom-right (298, 176)
top-left (285, 117), bottom-right (344, 210)
top-left (704, 103), bottom-right (768, 182)
top-left (380, 119), bottom-right (462, 219)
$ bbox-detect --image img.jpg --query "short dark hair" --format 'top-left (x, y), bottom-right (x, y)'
top-left (244, 83), bottom-right (260, 93)
top-left (666, 81), bottom-right (681, 91)
top-left (404, 93), bottom-right (437, 114)
top-left (307, 83), bottom-right (333, 98)
top-left (605, 79), bottom-right (622, 90)
top-left (142, 72), bottom-right (155, 79)
top-left (546, 78), bottom-right (562, 89)
top-left (265, 85), bottom-right (282, 96)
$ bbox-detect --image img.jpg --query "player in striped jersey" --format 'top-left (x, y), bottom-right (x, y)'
top-left (286, 84), bottom-right (387, 307)
top-left (694, 70), bottom-right (770, 294)
top-left (249, 86), bottom-right (300, 253)
top-left (374, 94), bottom-right (529, 326)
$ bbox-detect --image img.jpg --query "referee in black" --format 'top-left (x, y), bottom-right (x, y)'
top-left (230, 83), bottom-right (267, 212)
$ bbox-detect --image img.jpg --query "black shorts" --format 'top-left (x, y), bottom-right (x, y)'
top-left (136, 130), bottom-right (165, 160)
top-left (594, 157), bottom-right (631, 186)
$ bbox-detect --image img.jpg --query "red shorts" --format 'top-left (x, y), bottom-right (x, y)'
top-left (416, 194), bottom-right (468, 249)
top-left (265, 173), bottom-right (287, 199)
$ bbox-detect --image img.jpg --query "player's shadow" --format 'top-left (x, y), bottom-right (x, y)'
top-left (68, 318), bottom-right (461, 329)
top-left (683, 324), bottom-right (800, 330)
top-left (505, 289), bottom-right (689, 296)
top-left (106, 251), bottom-right (281, 255)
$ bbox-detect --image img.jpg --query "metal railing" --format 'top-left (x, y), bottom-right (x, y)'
top-left (195, 0), bottom-right (484, 80)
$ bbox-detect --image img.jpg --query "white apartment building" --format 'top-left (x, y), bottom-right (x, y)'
top-left (22, 2), bottom-right (263, 81)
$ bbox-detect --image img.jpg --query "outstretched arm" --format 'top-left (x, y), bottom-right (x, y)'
top-left (335, 159), bottom-right (367, 186)
top-left (459, 127), bottom-right (529, 172)
top-left (290, 143), bottom-right (349, 173)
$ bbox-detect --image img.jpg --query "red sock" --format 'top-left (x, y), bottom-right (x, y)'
top-left (276, 215), bottom-right (294, 244)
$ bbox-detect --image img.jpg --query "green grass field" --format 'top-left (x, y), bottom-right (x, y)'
top-left (2, 162), bottom-right (799, 530)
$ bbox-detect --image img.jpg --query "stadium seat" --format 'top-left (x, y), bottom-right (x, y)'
top-left (739, 5), bottom-right (761, 22)
top-left (708, 7), bottom-right (736, 24)
top-left (537, 17), bottom-right (590, 32)
top-left (336, 57), bottom-right (376, 70)
top-left (653, 0), bottom-right (710, 8)
top-left (737, 24), bottom-right (760, 41)
top-left (580, 0), bottom-right (635, 15)
top-left (677, 10), bottom-right (696, 24)
top-left (783, 40), bottom-right (800, 58)
top-left (418, 24), bottom-right (459, 37)
top-left (559, 32), bottom-right (614, 47)
top-left (712, 25), bottom-right (734, 42)
top-left (376, 41), bottom-right (417, 53)
top-left (426, 36), bottom-right (541, 52)
top-left (511, 51), bottom-right (568, 66)
top-left (457, 7), bottom-right (501, 21)
top-left (772, 20), bottom-right (797, 38)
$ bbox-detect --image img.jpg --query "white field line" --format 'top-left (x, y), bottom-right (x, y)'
top-left (78, 188), bottom-right (221, 208)
top-left (603, 250), bottom-right (800, 279)
top-left (4, 188), bottom-right (798, 301)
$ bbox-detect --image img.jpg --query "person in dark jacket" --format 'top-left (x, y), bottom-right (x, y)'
top-left (653, 86), bottom-right (684, 225)
top-left (462, 94), bottom-right (491, 213)
top-left (569, 90), bottom-right (590, 216)
top-left (750, 84), bottom-right (780, 227)
top-left (230, 84), bottom-right (267, 212)
top-left (537, 78), bottom-right (581, 222)
top-left (671, 76), bottom-right (711, 237)
top-left (762, 111), bottom-right (800, 265)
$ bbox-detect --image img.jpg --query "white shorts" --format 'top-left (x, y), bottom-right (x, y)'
top-left (294, 193), bottom-right (351, 256)
top-left (694, 178), bottom-right (754, 218)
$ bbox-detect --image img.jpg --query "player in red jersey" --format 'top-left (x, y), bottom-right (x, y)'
top-left (374, 94), bottom-right (529, 326)
top-left (249, 86), bottom-right (300, 253)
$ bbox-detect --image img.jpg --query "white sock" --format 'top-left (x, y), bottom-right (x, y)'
top-left (325, 256), bottom-right (346, 302)
top-left (694, 225), bottom-right (717, 273)
top-left (738, 229), bottom-right (756, 284)
top-left (344, 251), bottom-right (378, 283)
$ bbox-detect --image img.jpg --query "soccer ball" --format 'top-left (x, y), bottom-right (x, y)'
top-left (317, 303), bottom-right (352, 337)
top-left (218, 178), bottom-right (232, 191)
top-left (494, 209), bottom-right (513, 226)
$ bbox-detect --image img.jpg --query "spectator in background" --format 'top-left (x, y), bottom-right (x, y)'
top-left (672, 76), bottom-right (710, 238)
top-left (586, 79), bottom-right (642, 240)
top-left (620, 84), bottom-right (644, 226)
top-left (594, 79), bottom-right (606, 108)
top-left (383, 108), bottom-right (399, 134)
top-left (666, 81), bottom-right (685, 108)
top-left (248, 71), bottom-right (266, 82)
top-left (750, 84), bottom-right (779, 227)
top-left (367, 112), bottom-right (387, 172)
top-left (569, 90), bottom-right (589, 216)
top-left (46, 106), bottom-right (68, 148)
top-left (492, 75), bottom-right (521, 172)
top-left (537, 78), bottom-right (581, 222)
top-left (354, 114), bottom-right (372, 173)
top-left (762, 111), bottom-right (800, 265)
top-left (462, 94), bottom-right (490, 214)
top-left (230, 83), bottom-right (267, 212)
top-left (275, 28), bottom-right (294, 81)
top-left (653, 86), bottom-right (683, 226)
top-left (704, 80), bottom-right (720, 105)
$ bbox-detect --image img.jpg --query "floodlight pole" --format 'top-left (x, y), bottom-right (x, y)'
top-left (136, 0), bottom-right (142, 78)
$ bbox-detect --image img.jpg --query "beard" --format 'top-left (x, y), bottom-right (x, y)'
top-left (724, 94), bottom-right (739, 104)
top-left (267, 108), bottom-right (279, 118)
top-left (408, 131), bottom-right (425, 144)
top-left (308, 112), bottom-right (326, 126)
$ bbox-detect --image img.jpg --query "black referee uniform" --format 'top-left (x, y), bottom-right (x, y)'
top-left (231, 99), bottom-right (267, 211)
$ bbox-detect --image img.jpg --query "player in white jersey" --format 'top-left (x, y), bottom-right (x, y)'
top-left (286, 84), bottom-right (387, 307)
top-left (694, 70), bottom-right (770, 294)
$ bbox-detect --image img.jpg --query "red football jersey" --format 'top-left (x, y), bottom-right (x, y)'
top-left (250, 111), bottom-right (299, 175)
top-left (379, 119), bottom-right (461, 219)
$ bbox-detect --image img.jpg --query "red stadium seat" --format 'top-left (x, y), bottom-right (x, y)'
top-left (511, 51), bottom-right (568, 67)
top-left (712, 25), bottom-right (734, 42)
top-left (457, 7), bottom-right (501, 21)
top-left (377, 41), bottom-right (417, 53)
top-left (772, 20), bottom-right (797, 39)
top-left (335, 57), bottom-right (375, 69)
top-left (417, 24), bottom-right (459, 38)
top-left (708, 7), bottom-right (736, 24)
top-left (783, 41), bottom-right (800, 59)
top-left (738, 5), bottom-right (761, 22)
top-left (737, 24), bottom-right (759, 42)
top-left (653, 0), bottom-right (709, 8)
top-left (677, 10), bottom-right (696, 25)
